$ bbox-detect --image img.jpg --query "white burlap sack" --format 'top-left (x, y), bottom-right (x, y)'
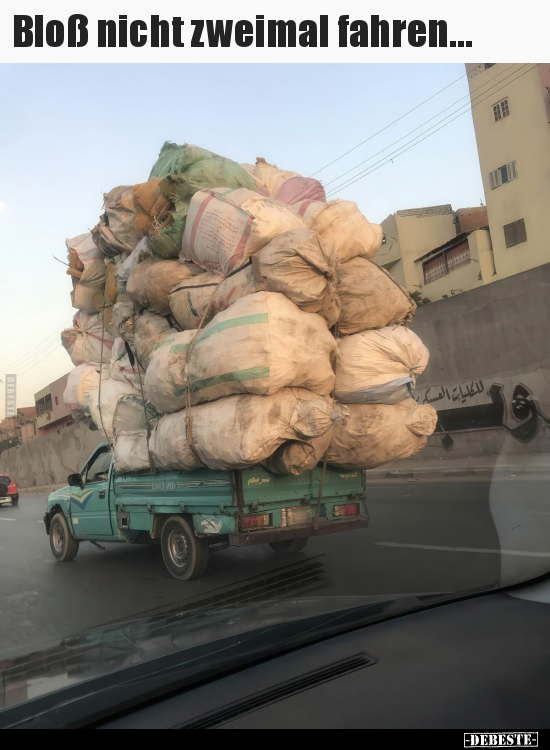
top-left (150, 388), bottom-right (336, 474)
top-left (88, 379), bottom-right (138, 440)
top-left (117, 236), bottom-right (152, 288)
top-left (66, 233), bottom-right (106, 288)
top-left (61, 312), bottom-right (114, 366)
top-left (92, 185), bottom-right (144, 258)
top-left (71, 282), bottom-right (101, 314)
top-left (111, 395), bottom-right (161, 435)
top-left (133, 312), bottom-right (175, 369)
top-left (127, 258), bottom-right (204, 315)
top-left (327, 399), bottom-right (438, 470)
top-left (291, 199), bottom-right (382, 262)
top-left (108, 295), bottom-right (136, 343)
top-left (110, 338), bottom-right (146, 389)
top-left (335, 327), bottom-right (429, 405)
top-left (181, 188), bottom-right (304, 274)
top-left (145, 292), bottom-right (336, 413)
top-left (63, 363), bottom-right (108, 420)
top-left (169, 228), bottom-right (340, 329)
top-left (114, 431), bottom-right (152, 474)
top-left (337, 257), bottom-right (416, 334)
top-left (238, 163), bottom-right (271, 196)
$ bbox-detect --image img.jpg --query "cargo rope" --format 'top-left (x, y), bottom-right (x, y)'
top-left (130, 324), bottom-right (158, 475)
top-left (97, 305), bottom-right (113, 452)
top-left (313, 376), bottom-right (337, 530)
top-left (183, 276), bottom-right (228, 465)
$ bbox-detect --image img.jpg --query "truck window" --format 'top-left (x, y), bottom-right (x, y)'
top-left (85, 449), bottom-right (112, 484)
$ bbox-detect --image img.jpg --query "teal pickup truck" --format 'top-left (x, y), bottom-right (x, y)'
top-left (44, 443), bottom-right (368, 580)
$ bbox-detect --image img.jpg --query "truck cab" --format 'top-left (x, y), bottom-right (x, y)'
top-left (45, 443), bottom-right (368, 580)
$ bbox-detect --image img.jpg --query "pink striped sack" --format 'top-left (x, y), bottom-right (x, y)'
top-left (61, 311), bottom-right (114, 366)
top-left (181, 188), bottom-right (304, 275)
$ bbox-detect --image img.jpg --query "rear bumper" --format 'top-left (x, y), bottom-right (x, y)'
top-left (228, 516), bottom-right (368, 547)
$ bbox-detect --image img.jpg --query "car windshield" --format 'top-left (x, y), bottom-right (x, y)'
top-left (0, 61), bottom-right (549, 723)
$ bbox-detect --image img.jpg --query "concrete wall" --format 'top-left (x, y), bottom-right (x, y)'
top-left (410, 261), bottom-right (550, 458)
top-left (0, 422), bottom-right (104, 489)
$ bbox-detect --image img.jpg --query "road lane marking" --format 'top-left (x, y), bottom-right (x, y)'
top-left (0, 518), bottom-right (16, 522)
top-left (376, 542), bottom-right (550, 557)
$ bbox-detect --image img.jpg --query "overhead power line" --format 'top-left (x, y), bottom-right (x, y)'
top-left (309, 68), bottom-right (469, 177)
top-left (321, 63), bottom-right (521, 193)
top-left (289, 63), bottom-right (522, 206)
top-left (325, 64), bottom-right (538, 198)
top-left (0, 316), bottom-right (73, 373)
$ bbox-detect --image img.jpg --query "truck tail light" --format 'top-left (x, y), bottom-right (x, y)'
top-left (334, 503), bottom-right (359, 517)
top-left (242, 514), bottom-right (271, 529)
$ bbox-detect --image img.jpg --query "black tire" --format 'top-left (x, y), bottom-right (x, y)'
top-left (269, 538), bottom-right (308, 554)
top-left (50, 513), bottom-right (79, 562)
top-left (11, 495), bottom-right (19, 506)
top-left (161, 516), bottom-right (209, 581)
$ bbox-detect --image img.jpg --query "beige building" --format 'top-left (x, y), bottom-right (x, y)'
top-left (35, 373), bottom-right (73, 437)
top-left (466, 63), bottom-right (550, 280)
top-left (378, 204), bottom-right (495, 302)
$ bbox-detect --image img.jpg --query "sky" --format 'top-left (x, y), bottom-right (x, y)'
top-left (0, 62), bottom-right (485, 415)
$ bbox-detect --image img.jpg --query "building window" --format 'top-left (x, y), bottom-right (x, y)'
top-left (493, 98), bottom-right (510, 122)
top-left (423, 241), bottom-right (471, 284)
top-left (504, 219), bottom-right (527, 248)
top-left (489, 161), bottom-right (517, 189)
top-left (55, 396), bottom-right (59, 406)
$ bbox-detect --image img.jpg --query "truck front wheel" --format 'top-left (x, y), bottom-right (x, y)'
top-left (50, 513), bottom-right (79, 562)
top-left (161, 516), bottom-right (209, 581)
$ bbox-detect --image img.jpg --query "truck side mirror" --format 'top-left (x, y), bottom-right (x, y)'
top-left (68, 473), bottom-right (84, 490)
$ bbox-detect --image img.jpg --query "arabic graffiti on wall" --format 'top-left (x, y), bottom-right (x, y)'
top-left (414, 373), bottom-right (550, 445)
top-left (414, 380), bottom-right (486, 407)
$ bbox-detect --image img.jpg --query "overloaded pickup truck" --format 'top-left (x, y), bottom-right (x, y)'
top-left (44, 443), bottom-right (368, 580)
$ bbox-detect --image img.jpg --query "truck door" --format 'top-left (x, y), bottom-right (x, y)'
top-left (70, 446), bottom-right (113, 538)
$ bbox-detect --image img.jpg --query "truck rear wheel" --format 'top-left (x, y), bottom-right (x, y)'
top-left (161, 516), bottom-right (209, 581)
top-left (269, 538), bottom-right (308, 554)
top-left (50, 513), bottom-right (79, 562)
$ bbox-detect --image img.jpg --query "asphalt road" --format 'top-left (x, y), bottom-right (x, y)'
top-left (0, 476), bottom-right (549, 654)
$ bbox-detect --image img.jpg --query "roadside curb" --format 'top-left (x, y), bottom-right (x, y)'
top-left (20, 484), bottom-right (64, 495)
top-left (367, 464), bottom-right (548, 480)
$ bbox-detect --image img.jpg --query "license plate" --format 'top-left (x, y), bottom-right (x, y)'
top-left (281, 506), bottom-right (312, 527)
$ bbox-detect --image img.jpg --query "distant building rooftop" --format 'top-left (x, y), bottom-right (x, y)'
top-left (396, 205), bottom-right (454, 218)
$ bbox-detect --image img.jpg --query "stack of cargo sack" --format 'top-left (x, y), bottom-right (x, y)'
top-left (59, 142), bottom-right (436, 476)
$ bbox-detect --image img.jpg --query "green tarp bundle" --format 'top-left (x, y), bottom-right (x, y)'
top-left (147, 143), bottom-right (256, 259)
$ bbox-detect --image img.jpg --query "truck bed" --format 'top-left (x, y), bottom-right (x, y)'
top-left (113, 465), bottom-right (366, 543)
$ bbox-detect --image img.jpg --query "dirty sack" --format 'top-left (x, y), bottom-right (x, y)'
top-left (149, 388), bottom-right (336, 474)
top-left (61, 312), bottom-right (114, 366)
top-left (335, 326), bottom-right (429, 404)
top-left (168, 228), bottom-right (339, 329)
top-left (337, 257), bottom-right (416, 334)
top-left (291, 199), bottom-right (382, 262)
top-left (327, 399), bottom-right (438, 469)
top-left (181, 188), bottom-right (304, 275)
top-left (145, 292), bottom-right (336, 413)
